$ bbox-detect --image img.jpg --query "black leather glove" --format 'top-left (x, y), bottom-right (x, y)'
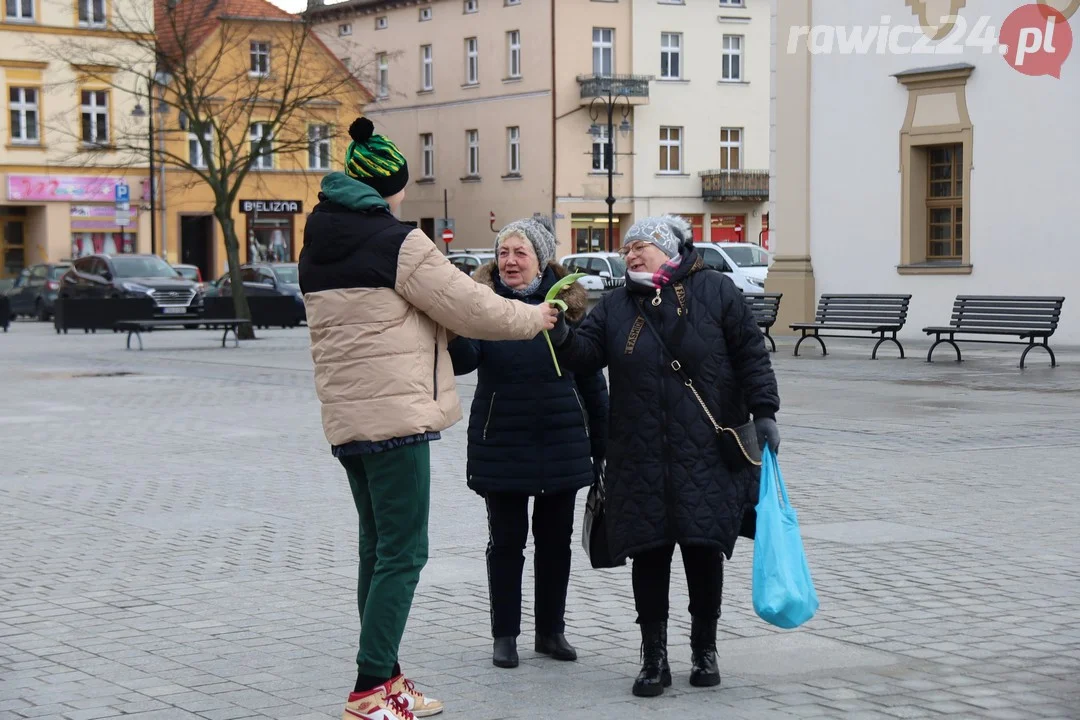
top-left (755, 417), bottom-right (780, 454)
top-left (548, 310), bottom-right (570, 347)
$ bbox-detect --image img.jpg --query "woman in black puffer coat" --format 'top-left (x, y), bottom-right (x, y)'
top-left (448, 215), bottom-right (608, 671)
top-left (549, 215), bottom-right (780, 698)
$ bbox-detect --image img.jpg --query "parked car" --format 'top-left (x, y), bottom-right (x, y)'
top-left (58, 254), bottom-right (204, 318)
top-left (6, 262), bottom-right (71, 321)
top-left (692, 243), bottom-right (766, 293)
top-left (559, 252), bottom-right (627, 292)
top-left (447, 249), bottom-right (496, 276)
top-left (172, 264), bottom-right (206, 290)
top-left (703, 242), bottom-right (773, 283)
top-left (214, 263), bottom-right (306, 321)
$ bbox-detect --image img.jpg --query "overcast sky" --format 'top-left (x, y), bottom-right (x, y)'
top-left (269, 0), bottom-right (308, 12)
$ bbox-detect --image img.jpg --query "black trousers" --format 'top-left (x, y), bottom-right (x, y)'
top-left (485, 490), bottom-right (578, 638)
top-left (632, 544), bottom-right (724, 624)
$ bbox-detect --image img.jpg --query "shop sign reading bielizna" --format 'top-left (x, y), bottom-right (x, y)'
top-left (240, 199), bottom-right (303, 214)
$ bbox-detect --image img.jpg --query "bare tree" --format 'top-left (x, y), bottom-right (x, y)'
top-left (37, 0), bottom-right (372, 339)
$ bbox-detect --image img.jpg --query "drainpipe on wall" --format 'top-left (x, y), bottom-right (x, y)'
top-left (550, 0), bottom-right (557, 239)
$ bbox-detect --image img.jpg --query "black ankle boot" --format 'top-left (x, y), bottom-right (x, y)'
top-left (492, 637), bottom-right (519, 668)
top-left (535, 632), bottom-right (577, 661)
top-left (632, 620), bottom-right (671, 697)
top-left (689, 616), bottom-right (721, 687)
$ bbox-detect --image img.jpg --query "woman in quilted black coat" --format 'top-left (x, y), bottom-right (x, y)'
top-left (448, 216), bottom-right (608, 671)
top-left (549, 215), bottom-right (780, 698)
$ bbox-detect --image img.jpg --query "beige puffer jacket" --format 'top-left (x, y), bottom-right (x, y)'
top-left (301, 223), bottom-right (545, 447)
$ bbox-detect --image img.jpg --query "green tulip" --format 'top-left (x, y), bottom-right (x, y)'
top-left (542, 273), bottom-right (586, 377)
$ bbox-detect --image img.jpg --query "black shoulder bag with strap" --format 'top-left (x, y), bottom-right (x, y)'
top-left (635, 295), bottom-right (762, 469)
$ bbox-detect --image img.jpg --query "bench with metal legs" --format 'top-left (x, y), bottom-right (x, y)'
top-left (116, 319), bottom-right (251, 351)
top-left (923, 296), bottom-right (1065, 369)
top-left (790, 294), bottom-right (912, 359)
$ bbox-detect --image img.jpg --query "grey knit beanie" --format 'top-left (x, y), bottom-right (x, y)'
top-left (494, 214), bottom-right (557, 267)
top-left (623, 214), bottom-right (693, 258)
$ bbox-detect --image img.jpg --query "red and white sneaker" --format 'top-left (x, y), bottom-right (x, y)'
top-left (388, 675), bottom-right (444, 717)
top-left (342, 685), bottom-right (415, 720)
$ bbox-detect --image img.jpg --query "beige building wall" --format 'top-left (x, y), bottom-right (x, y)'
top-left (631, 0), bottom-right (770, 246)
top-left (0, 0), bottom-right (153, 277)
top-left (552, 0), bottom-right (634, 258)
top-left (313, 0), bottom-right (553, 252)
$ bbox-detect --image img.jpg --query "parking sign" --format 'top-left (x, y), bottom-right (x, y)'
top-left (115, 183), bottom-right (130, 203)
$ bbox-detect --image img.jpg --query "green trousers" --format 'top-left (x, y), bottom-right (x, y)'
top-left (340, 443), bottom-right (431, 678)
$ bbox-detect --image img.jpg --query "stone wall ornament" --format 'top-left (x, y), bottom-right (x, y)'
top-left (905, 0), bottom-right (969, 40)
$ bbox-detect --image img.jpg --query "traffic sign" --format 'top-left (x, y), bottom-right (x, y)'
top-left (115, 183), bottom-right (130, 203)
top-left (441, 228), bottom-right (454, 244)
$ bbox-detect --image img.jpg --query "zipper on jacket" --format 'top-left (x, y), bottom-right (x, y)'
top-left (432, 330), bottom-right (439, 401)
top-left (482, 392), bottom-right (497, 440)
top-left (572, 388), bottom-right (591, 438)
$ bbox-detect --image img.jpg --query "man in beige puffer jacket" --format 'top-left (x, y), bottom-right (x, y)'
top-left (299, 118), bottom-right (558, 720)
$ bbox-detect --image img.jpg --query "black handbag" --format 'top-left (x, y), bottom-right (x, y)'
top-left (636, 298), bottom-right (762, 468)
top-left (582, 461), bottom-right (625, 569)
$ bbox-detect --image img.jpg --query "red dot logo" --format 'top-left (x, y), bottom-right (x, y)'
top-left (1001, 3), bottom-right (1073, 78)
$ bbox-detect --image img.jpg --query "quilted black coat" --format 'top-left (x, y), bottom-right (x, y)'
top-left (449, 261), bottom-right (609, 497)
top-left (554, 247), bottom-right (779, 562)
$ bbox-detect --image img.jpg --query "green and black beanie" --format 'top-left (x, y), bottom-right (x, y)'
top-left (344, 117), bottom-right (409, 198)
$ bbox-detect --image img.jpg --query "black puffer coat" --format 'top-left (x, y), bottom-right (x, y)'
top-left (554, 248), bottom-right (779, 562)
top-left (449, 262), bottom-right (609, 497)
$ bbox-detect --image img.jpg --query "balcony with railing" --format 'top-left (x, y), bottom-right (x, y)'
top-left (700, 169), bottom-right (770, 202)
top-left (576, 74), bottom-right (651, 106)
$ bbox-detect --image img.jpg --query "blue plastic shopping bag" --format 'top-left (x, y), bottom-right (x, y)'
top-left (751, 445), bottom-right (819, 629)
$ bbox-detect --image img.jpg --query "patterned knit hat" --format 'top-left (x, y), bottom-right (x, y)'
top-left (494, 214), bottom-right (557, 267)
top-left (622, 214), bottom-right (693, 258)
top-left (344, 117), bottom-right (409, 197)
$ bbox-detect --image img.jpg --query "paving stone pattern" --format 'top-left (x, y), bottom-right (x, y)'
top-left (1, 322), bottom-right (1079, 720)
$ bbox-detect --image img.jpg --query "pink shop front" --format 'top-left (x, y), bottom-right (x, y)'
top-left (1, 173), bottom-right (151, 279)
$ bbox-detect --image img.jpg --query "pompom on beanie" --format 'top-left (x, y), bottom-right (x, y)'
top-left (344, 117), bottom-right (409, 198)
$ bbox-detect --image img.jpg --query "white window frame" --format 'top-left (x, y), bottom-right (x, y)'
top-left (189, 124), bottom-right (213, 169)
top-left (721, 35), bottom-right (743, 82)
top-left (5, 0), bottom-right (33, 22)
top-left (338, 23), bottom-right (352, 36)
top-left (464, 0), bottom-right (478, 13)
top-left (308, 124), bottom-right (331, 171)
top-left (507, 30), bottom-right (521, 79)
top-left (660, 32), bottom-right (681, 80)
top-left (250, 122), bottom-right (274, 170)
top-left (419, 7), bottom-right (432, 21)
top-left (592, 28), bottom-right (614, 77)
top-left (718, 0), bottom-right (745, 6)
top-left (421, 133), bottom-right (435, 179)
top-left (466, 129), bottom-right (480, 176)
top-left (719, 127), bottom-right (742, 171)
top-left (377, 53), bottom-right (389, 97)
top-left (250, 41), bottom-right (270, 77)
top-left (506, 0), bottom-right (520, 4)
top-left (465, 37), bottom-right (479, 85)
top-left (78, 0), bottom-right (106, 27)
top-left (375, 15), bottom-right (388, 29)
top-left (659, 126), bottom-right (683, 174)
top-left (80, 90), bottom-right (109, 146)
top-left (507, 126), bottom-right (520, 175)
top-left (421, 45), bottom-right (434, 91)
top-left (591, 124), bottom-right (611, 173)
top-left (9, 87), bottom-right (39, 144)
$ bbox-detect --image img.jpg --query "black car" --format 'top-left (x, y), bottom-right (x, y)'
top-left (7, 263), bottom-right (71, 321)
top-left (215, 263), bottom-right (305, 320)
top-left (59, 254), bottom-right (204, 318)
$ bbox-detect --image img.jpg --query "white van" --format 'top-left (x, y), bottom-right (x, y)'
top-left (559, 252), bottom-right (626, 292)
top-left (693, 244), bottom-right (765, 293)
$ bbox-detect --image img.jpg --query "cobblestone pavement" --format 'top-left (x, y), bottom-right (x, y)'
top-left (1, 321), bottom-right (1079, 720)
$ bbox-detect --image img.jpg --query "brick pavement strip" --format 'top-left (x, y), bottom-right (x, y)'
top-left (2, 324), bottom-right (1080, 719)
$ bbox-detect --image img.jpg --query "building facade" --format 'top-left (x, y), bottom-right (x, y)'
top-left (155, 0), bottom-right (369, 282)
top-left (631, 0), bottom-right (771, 247)
top-left (770, 0), bottom-right (1080, 342)
top-left (0, 1), bottom-right (152, 279)
top-left (311, 0), bottom-right (772, 259)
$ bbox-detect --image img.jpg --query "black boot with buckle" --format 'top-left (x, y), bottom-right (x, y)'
top-left (632, 620), bottom-right (672, 697)
top-left (689, 616), bottom-right (721, 687)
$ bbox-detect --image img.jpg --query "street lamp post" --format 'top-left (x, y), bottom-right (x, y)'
top-left (131, 72), bottom-right (170, 258)
top-left (588, 93), bottom-right (632, 253)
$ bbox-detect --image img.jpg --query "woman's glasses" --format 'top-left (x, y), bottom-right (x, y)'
top-left (618, 241), bottom-right (651, 258)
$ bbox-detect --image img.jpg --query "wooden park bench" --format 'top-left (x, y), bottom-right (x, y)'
top-left (923, 295), bottom-right (1066, 368)
top-left (114, 318), bottom-right (252, 351)
top-left (790, 294), bottom-right (912, 359)
top-left (743, 292), bottom-right (782, 352)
